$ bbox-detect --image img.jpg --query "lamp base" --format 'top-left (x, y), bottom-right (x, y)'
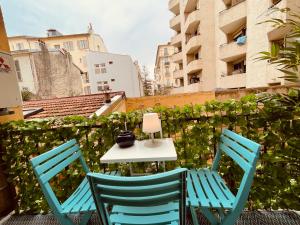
top-left (144, 138), bottom-right (162, 148)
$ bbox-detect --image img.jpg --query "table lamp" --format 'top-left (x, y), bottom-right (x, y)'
top-left (142, 113), bottom-right (161, 143)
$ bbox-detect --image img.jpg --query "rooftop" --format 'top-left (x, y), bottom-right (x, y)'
top-left (22, 92), bottom-right (125, 119)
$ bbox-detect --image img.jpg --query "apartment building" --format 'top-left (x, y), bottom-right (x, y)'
top-left (154, 44), bottom-right (177, 94)
top-left (168, 0), bottom-right (216, 94)
top-left (86, 52), bottom-right (144, 98)
top-left (216, 0), bottom-right (298, 89)
top-left (168, 0), bottom-right (299, 93)
top-left (8, 26), bottom-right (107, 94)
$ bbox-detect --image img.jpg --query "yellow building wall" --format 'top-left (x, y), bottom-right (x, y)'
top-left (0, 7), bottom-right (23, 124)
top-left (126, 91), bottom-right (215, 112)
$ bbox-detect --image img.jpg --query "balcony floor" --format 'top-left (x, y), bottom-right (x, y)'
top-left (2, 210), bottom-right (300, 225)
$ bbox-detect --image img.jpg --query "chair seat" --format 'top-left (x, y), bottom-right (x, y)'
top-left (110, 202), bottom-right (179, 225)
top-left (187, 169), bottom-right (235, 209)
top-left (62, 171), bottom-right (120, 214)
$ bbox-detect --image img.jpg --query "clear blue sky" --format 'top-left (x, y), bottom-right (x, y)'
top-left (0, 0), bottom-right (174, 78)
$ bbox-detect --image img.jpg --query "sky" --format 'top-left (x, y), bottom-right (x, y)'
top-left (0, 0), bottom-right (174, 78)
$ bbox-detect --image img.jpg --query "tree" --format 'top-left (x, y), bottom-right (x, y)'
top-left (257, 7), bottom-right (300, 83)
top-left (21, 89), bottom-right (35, 101)
top-left (142, 66), bottom-right (153, 96)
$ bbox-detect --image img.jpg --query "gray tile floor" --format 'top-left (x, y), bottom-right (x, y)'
top-left (2, 211), bottom-right (300, 225)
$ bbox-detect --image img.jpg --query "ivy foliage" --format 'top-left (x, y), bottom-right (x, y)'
top-left (0, 91), bottom-right (299, 214)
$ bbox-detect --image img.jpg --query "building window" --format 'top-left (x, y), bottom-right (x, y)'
top-left (111, 79), bottom-right (115, 82)
top-left (109, 61), bottom-right (113, 64)
top-left (233, 27), bottom-right (247, 42)
top-left (84, 86), bottom-right (91, 94)
top-left (232, 60), bottom-right (246, 74)
top-left (164, 48), bottom-right (168, 56)
top-left (101, 68), bottom-right (107, 73)
top-left (77, 40), bottom-right (89, 49)
top-left (97, 45), bottom-right (100, 51)
top-left (95, 64), bottom-right (107, 74)
top-left (97, 81), bottom-right (109, 92)
top-left (16, 43), bottom-right (24, 50)
top-left (14, 60), bottom-right (22, 81)
top-left (63, 41), bottom-right (74, 51)
top-left (95, 64), bottom-right (101, 74)
top-left (54, 44), bottom-right (61, 49)
top-left (166, 79), bottom-right (170, 87)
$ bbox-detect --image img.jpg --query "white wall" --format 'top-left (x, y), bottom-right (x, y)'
top-left (13, 54), bottom-right (37, 93)
top-left (87, 52), bottom-right (142, 97)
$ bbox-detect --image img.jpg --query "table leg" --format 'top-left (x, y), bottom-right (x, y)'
top-left (102, 164), bottom-right (106, 173)
top-left (129, 163), bottom-right (133, 176)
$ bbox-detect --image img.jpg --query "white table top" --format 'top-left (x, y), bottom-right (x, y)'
top-left (100, 138), bottom-right (177, 164)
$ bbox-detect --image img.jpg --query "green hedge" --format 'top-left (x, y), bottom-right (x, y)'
top-left (0, 91), bottom-right (299, 214)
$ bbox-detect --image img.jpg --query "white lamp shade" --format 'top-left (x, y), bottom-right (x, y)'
top-left (142, 113), bottom-right (161, 133)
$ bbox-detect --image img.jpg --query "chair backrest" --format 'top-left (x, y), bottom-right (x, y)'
top-left (87, 168), bottom-right (187, 225)
top-left (212, 129), bottom-right (260, 209)
top-left (30, 139), bottom-right (89, 213)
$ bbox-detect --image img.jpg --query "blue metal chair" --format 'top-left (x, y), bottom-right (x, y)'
top-left (187, 129), bottom-right (261, 225)
top-left (30, 139), bottom-right (119, 225)
top-left (87, 168), bottom-right (187, 225)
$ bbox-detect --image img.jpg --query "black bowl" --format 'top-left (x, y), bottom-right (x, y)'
top-left (116, 131), bottom-right (135, 148)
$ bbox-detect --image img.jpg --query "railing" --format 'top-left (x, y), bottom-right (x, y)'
top-left (0, 92), bottom-right (299, 213)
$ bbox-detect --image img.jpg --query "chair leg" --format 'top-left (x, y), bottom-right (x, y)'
top-left (80, 211), bottom-right (93, 225)
top-left (190, 206), bottom-right (199, 225)
top-left (55, 213), bottom-right (75, 225)
top-left (201, 208), bottom-right (219, 225)
top-left (190, 206), bottom-right (220, 225)
top-left (219, 211), bottom-right (241, 225)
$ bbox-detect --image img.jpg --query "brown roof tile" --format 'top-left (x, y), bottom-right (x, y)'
top-left (23, 92), bottom-right (125, 119)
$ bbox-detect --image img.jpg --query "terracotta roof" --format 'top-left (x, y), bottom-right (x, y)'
top-left (23, 92), bottom-right (125, 119)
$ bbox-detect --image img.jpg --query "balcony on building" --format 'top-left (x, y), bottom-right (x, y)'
top-left (170, 14), bottom-right (181, 32)
top-left (184, 0), bottom-right (198, 13)
top-left (173, 69), bottom-right (184, 79)
top-left (219, 73), bottom-right (246, 89)
top-left (219, 0), bottom-right (247, 34)
top-left (184, 9), bottom-right (201, 34)
top-left (221, 56), bottom-right (246, 88)
top-left (169, 0), bottom-right (180, 15)
top-left (219, 37), bottom-right (247, 62)
top-left (172, 51), bottom-right (183, 63)
top-left (186, 58), bottom-right (203, 75)
top-left (171, 33), bottom-right (182, 47)
top-left (266, 64), bottom-right (285, 85)
top-left (186, 35), bottom-right (202, 55)
top-left (267, 0), bottom-right (297, 40)
top-left (186, 82), bottom-right (203, 92)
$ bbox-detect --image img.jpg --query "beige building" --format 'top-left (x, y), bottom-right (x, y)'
top-left (168, 0), bottom-right (216, 94)
top-left (168, 0), bottom-right (299, 93)
top-left (8, 26), bottom-right (107, 94)
top-left (154, 44), bottom-right (178, 94)
top-left (216, 0), bottom-right (298, 89)
top-left (12, 42), bottom-right (84, 99)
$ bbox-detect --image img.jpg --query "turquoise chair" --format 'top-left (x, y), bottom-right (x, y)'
top-left (87, 168), bottom-right (187, 225)
top-left (187, 129), bottom-right (261, 225)
top-left (30, 139), bottom-right (119, 225)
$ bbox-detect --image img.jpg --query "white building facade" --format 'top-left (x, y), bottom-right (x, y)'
top-left (87, 52), bottom-right (144, 98)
